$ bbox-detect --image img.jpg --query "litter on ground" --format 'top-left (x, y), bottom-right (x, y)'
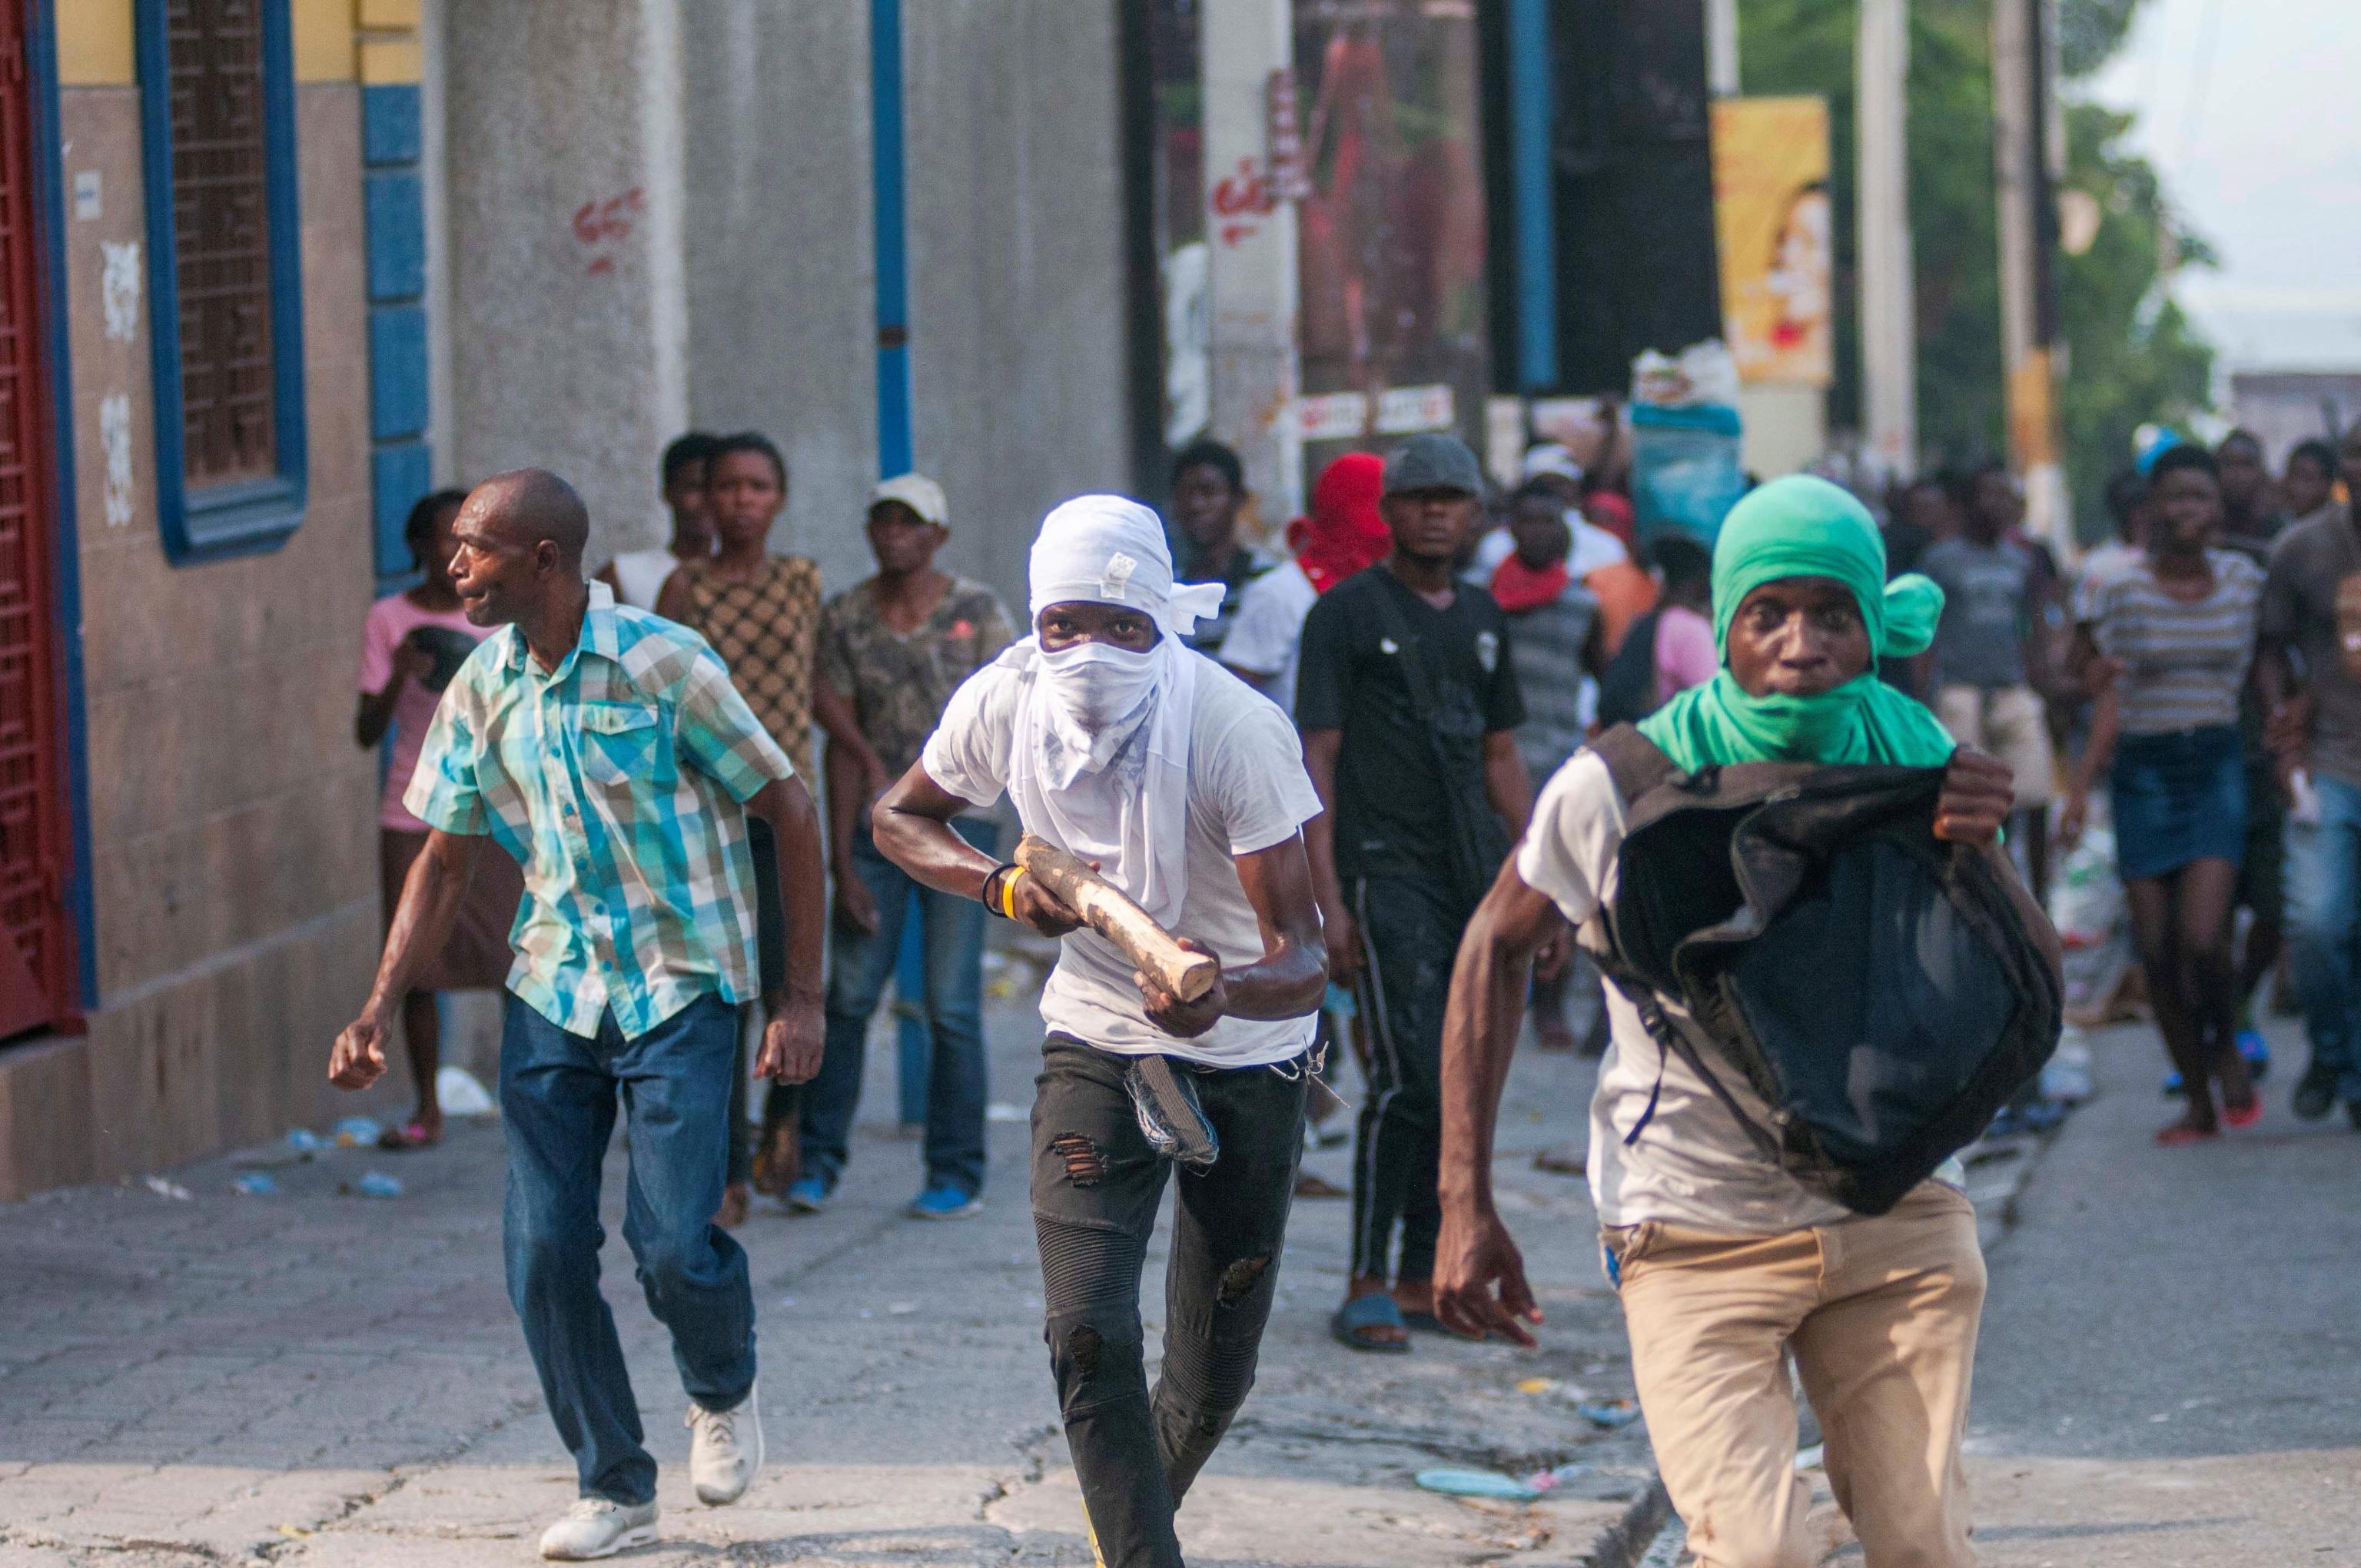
top-left (437, 1065), bottom-right (496, 1117)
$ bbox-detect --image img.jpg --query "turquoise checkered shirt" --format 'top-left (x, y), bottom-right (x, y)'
top-left (403, 587), bottom-right (795, 1039)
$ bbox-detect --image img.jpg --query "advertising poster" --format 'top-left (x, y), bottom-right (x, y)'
top-left (1292, 0), bottom-right (1490, 487)
top-left (1711, 96), bottom-right (1833, 388)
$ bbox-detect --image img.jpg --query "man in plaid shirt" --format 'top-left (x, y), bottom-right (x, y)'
top-left (330, 469), bottom-right (826, 1562)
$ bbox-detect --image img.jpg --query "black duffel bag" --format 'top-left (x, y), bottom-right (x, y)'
top-left (1579, 724), bottom-right (2061, 1217)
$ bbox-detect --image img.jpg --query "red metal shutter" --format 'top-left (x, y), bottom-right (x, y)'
top-left (166, 0), bottom-right (277, 487)
top-left (0, 2), bottom-right (71, 1039)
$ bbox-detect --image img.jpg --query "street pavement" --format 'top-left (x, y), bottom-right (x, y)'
top-left (0, 976), bottom-right (1648, 1568)
top-left (1961, 1013), bottom-right (2361, 1566)
top-left (1732, 1013), bottom-right (2361, 1566)
top-left (9, 978), bottom-right (2353, 1567)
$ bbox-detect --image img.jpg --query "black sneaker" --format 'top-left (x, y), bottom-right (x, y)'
top-left (2293, 1061), bottom-right (2339, 1121)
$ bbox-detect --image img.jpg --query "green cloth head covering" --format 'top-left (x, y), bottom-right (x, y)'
top-left (1637, 475), bottom-right (1958, 771)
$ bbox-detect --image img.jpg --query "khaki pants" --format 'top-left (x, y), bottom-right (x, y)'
top-left (1608, 1184), bottom-right (1985, 1568)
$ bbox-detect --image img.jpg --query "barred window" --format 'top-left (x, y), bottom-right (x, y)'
top-left (138, 0), bottom-right (306, 563)
top-left (166, 0), bottom-right (277, 486)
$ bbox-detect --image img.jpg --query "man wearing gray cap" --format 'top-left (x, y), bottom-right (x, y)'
top-left (1295, 433), bottom-right (1536, 1352)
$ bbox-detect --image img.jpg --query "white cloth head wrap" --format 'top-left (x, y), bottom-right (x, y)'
top-left (1000, 494), bottom-right (1225, 927)
top-left (1028, 495), bottom-right (1227, 638)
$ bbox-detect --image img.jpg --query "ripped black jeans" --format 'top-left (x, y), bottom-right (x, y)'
top-left (1032, 1033), bottom-right (1306, 1568)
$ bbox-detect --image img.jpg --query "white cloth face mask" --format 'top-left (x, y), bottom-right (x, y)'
top-left (1036, 639), bottom-right (1161, 735)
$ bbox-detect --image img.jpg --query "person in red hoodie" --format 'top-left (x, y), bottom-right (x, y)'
top-left (1220, 451), bottom-right (1391, 716)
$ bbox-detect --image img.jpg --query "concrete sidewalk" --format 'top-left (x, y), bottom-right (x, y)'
top-left (0, 992), bottom-right (1649, 1566)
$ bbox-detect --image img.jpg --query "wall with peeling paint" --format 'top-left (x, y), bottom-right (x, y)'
top-left (2, 75), bottom-right (380, 1197)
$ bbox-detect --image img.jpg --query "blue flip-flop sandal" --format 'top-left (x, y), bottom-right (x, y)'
top-left (1330, 1293), bottom-right (1412, 1354)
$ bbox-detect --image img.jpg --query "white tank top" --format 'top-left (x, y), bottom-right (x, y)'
top-left (609, 546), bottom-right (681, 611)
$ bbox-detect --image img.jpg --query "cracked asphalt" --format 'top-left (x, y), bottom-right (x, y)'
top-left (0, 988), bottom-right (1647, 1567)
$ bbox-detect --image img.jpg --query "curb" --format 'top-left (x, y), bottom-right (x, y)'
top-left (1574, 1105), bottom-right (2077, 1566)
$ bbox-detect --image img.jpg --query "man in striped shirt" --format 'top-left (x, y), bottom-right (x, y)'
top-left (330, 470), bottom-right (827, 1561)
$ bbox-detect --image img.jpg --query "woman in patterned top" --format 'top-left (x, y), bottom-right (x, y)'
top-left (2061, 442), bottom-right (2265, 1144)
top-left (658, 431), bottom-right (886, 1223)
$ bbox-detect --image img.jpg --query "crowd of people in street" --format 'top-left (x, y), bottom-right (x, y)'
top-left (1881, 427), bottom-right (2361, 1144)
top-left (333, 410), bottom-right (2361, 1564)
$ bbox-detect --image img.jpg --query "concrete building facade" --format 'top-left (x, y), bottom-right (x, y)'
top-left (2, 0), bottom-right (387, 1196)
top-left (8, 0), bottom-right (1671, 1197)
top-left (433, 0), bottom-right (1134, 618)
top-left (1, 0), bottom-right (1147, 1197)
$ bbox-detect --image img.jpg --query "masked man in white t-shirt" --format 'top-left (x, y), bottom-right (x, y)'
top-left (872, 495), bottom-right (1329, 1568)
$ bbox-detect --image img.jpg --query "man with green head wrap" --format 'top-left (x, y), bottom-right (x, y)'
top-left (1427, 477), bottom-right (2058, 1568)
top-left (1636, 474), bottom-right (1958, 771)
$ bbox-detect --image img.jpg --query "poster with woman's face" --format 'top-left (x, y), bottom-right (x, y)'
top-left (1712, 96), bottom-right (1835, 388)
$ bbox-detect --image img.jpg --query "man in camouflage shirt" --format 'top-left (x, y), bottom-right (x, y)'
top-left (788, 473), bottom-right (1018, 1218)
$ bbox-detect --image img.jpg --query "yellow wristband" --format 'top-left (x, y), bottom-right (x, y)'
top-left (998, 865), bottom-right (1027, 920)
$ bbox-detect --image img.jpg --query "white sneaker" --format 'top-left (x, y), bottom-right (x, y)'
top-left (686, 1378), bottom-right (764, 1506)
top-left (538, 1497), bottom-right (658, 1560)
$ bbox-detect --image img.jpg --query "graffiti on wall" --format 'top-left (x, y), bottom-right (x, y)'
top-left (99, 392), bottom-right (133, 527)
top-left (100, 241), bottom-right (140, 342)
top-left (573, 188), bottom-right (645, 277)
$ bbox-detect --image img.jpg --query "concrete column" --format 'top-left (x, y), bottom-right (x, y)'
top-left (439, 0), bottom-right (689, 563)
top-left (1739, 384), bottom-right (1830, 478)
top-left (1706, 0), bottom-right (1742, 97)
top-left (1200, 0), bottom-right (1303, 517)
top-left (1855, 0), bottom-right (1917, 480)
top-left (902, 1), bottom-right (1131, 612)
top-left (678, 1), bottom-right (875, 590)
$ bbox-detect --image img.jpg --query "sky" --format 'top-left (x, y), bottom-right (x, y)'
top-left (2084, 0), bottom-right (2361, 372)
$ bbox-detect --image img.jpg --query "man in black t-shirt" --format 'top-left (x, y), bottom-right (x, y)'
top-left (1297, 433), bottom-right (1533, 1354)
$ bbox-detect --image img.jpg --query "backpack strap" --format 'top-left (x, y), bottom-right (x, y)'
top-left (1573, 725), bottom-right (1678, 988)
top-left (1579, 725), bottom-right (1782, 1159)
top-left (1588, 723), bottom-right (1680, 808)
top-left (1610, 978), bottom-right (1785, 1161)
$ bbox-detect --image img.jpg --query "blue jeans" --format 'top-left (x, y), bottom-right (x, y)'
top-left (500, 992), bottom-right (755, 1505)
top-left (800, 817), bottom-right (996, 1194)
top-left (2284, 772), bottom-right (2361, 1101)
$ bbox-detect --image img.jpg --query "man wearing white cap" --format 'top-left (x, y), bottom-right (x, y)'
top-left (1471, 441), bottom-right (1630, 582)
top-left (875, 494), bottom-right (1330, 1567)
top-left (792, 475), bottom-right (1017, 1219)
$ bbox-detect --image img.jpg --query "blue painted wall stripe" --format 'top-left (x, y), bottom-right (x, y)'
top-left (871, 0), bottom-right (912, 477)
top-left (360, 85), bottom-right (431, 593)
top-left (361, 83), bottom-right (421, 168)
top-left (1508, 0), bottom-right (1559, 390)
top-left (371, 443), bottom-right (434, 579)
top-left (364, 171), bottom-right (426, 303)
top-left (367, 306), bottom-right (430, 441)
